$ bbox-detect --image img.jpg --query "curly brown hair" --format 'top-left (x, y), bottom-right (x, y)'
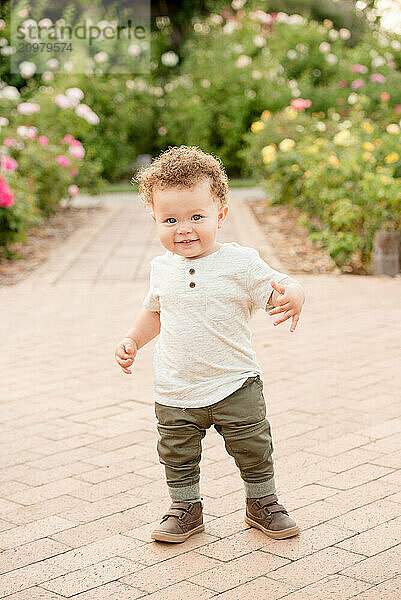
top-left (132, 146), bottom-right (229, 211)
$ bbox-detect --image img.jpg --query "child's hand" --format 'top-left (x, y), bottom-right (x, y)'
top-left (268, 280), bottom-right (305, 333)
top-left (115, 337), bottom-right (138, 374)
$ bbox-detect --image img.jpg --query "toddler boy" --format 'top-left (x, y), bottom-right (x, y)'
top-left (115, 146), bottom-right (306, 543)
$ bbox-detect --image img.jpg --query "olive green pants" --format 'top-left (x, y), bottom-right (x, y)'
top-left (154, 375), bottom-right (276, 502)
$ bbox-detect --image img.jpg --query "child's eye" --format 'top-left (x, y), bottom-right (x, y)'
top-left (164, 215), bottom-right (203, 224)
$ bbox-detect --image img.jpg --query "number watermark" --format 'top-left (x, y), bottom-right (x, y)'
top-left (10, 0), bottom-right (150, 75)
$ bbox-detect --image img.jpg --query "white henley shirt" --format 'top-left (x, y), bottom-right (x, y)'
top-left (142, 241), bottom-right (288, 408)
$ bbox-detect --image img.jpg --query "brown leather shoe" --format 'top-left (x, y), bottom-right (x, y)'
top-left (151, 500), bottom-right (205, 543)
top-left (245, 494), bottom-right (300, 539)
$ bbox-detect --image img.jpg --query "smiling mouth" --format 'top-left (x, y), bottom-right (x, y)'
top-left (177, 240), bottom-right (198, 244)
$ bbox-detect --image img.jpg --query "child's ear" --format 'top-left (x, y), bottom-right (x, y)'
top-left (217, 206), bottom-right (228, 228)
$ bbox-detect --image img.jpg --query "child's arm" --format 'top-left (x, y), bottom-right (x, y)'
top-left (268, 277), bottom-right (306, 333)
top-left (115, 309), bottom-right (161, 374)
top-left (123, 308), bottom-right (161, 350)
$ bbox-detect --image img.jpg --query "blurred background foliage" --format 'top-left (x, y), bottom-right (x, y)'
top-left (1, 0), bottom-right (400, 272)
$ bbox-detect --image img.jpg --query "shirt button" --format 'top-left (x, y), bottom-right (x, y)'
top-left (189, 282), bottom-right (196, 288)
top-left (189, 268), bottom-right (195, 274)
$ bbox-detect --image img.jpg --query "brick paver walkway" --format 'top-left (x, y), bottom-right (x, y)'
top-left (0, 190), bottom-right (400, 599)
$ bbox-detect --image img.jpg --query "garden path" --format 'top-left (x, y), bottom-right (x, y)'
top-left (0, 190), bottom-right (400, 599)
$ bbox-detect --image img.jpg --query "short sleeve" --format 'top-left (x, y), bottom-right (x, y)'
top-left (142, 261), bottom-right (160, 312)
top-left (247, 250), bottom-right (289, 313)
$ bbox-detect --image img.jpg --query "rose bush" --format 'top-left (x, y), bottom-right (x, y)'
top-left (241, 100), bottom-right (401, 273)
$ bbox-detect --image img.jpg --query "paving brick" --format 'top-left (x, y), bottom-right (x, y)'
top-left (315, 463), bottom-right (394, 490)
top-left (267, 546), bottom-right (364, 588)
top-left (131, 580), bottom-right (216, 600)
top-left (259, 522), bottom-right (356, 561)
top-left (188, 550), bottom-right (289, 593)
top-left (40, 556), bottom-right (142, 597)
top-left (210, 576), bottom-right (296, 600)
top-left (65, 581), bottom-right (145, 599)
top-left (339, 545), bottom-right (401, 584)
top-left (273, 574), bottom-right (371, 599)
top-left (2, 495), bottom-right (89, 527)
top-left (0, 537), bottom-right (70, 574)
top-left (328, 499), bottom-right (401, 533)
top-left (3, 587), bottom-right (66, 599)
top-left (350, 576), bottom-right (401, 599)
top-left (335, 516), bottom-right (401, 556)
top-left (123, 532), bottom-right (219, 566)
top-left (121, 551), bottom-right (221, 592)
top-left (49, 507), bottom-right (151, 547)
top-left (195, 528), bottom-right (270, 562)
top-left (0, 516), bottom-right (77, 550)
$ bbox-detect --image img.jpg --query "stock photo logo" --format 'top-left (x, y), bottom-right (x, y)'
top-left (9, 0), bottom-right (150, 75)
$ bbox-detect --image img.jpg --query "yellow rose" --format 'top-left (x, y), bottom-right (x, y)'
top-left (333, 130), bottom-right (351, 145)
top-left (386, 123), bottom-right (400, 135)
top-left (261, 110), bottom-right (271, 120)
top-left (304, 170), bottom-right (311, 177)
top-left (376, 166), bottom-right (383, 172)
top-left (362, 122), bottom-right (374, 133)
top-left (279, 138), bottom-right (295, 151)
top-left (291, 164), bottom-right (300, 171)
top-left (362, 142), bottom-right (374, 151)
top-left (374, 139), bottom-right (382, 146)
top-left (262, 144), bottom-right (277, 164)
top-left (338, 232), bottom-right (344, 238)
top-left (385, 152), bottom-right (399, 163)
top-left (328, 155), bottom-right (340, 168)
top-left (284, 106), bottom-right (297, 120)
top-left (363, 152), bottom-right (372, 160)
top-left (251, 120), bottom-right (265, 133)
top-left (380, 175), bottom-right (391, 183)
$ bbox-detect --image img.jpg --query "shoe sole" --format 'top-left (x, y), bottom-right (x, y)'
top-left (244, 515), bottom-right (300, 539)
top-left (151, 523), bottom-right (205, 543)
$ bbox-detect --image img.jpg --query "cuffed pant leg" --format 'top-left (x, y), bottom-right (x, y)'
top-left (216, 418), bottom-right (276, 497)
top-left (154, 401), bottom-right (209, 502)
top-left (211, 376), bottom-right (277, 499)
top-left (156, 421), bottom-right (206, 497)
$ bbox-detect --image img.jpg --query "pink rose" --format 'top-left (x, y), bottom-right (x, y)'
top-left (380, 92), bottom-right (390, 101)
top-left (17, 102), bottom-right (40, 115)
top-left (351, 79), bottom-right (364, 90)
top-left (290, 98), bottom-right (312, 110)
top-left (3, 138), bottom-right (16, 147)
top-left (62, 134), bottom-right (75, 144)
top-left (371, 73), bottom-right (386, 83)
top-left (338, 80), bottom-right (347, 88)
top-left (0, 182), bottom-right (14, 208)
top-left (69, 145), bottom-right (85, 159)
top-left (56, 155), bottom-right (71, 167)
top-left (68, 184), bottom-right (79, 197)
top-left (350, 64), bottom-right (367, 73)
top-left (38, 135), bottom-right (49, 146)
top-left (70, 167), bottom-right (78, 177)
top-left (1, 156), bottom-right (18, 171)
top-left (394, 104), bottom-right (401, 113)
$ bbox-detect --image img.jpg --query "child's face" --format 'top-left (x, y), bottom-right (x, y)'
top-left (151, 178), bottom-right (228, 259)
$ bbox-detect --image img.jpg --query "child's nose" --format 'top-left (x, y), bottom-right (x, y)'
top-left (177, 222), bottom-right (193, 232)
